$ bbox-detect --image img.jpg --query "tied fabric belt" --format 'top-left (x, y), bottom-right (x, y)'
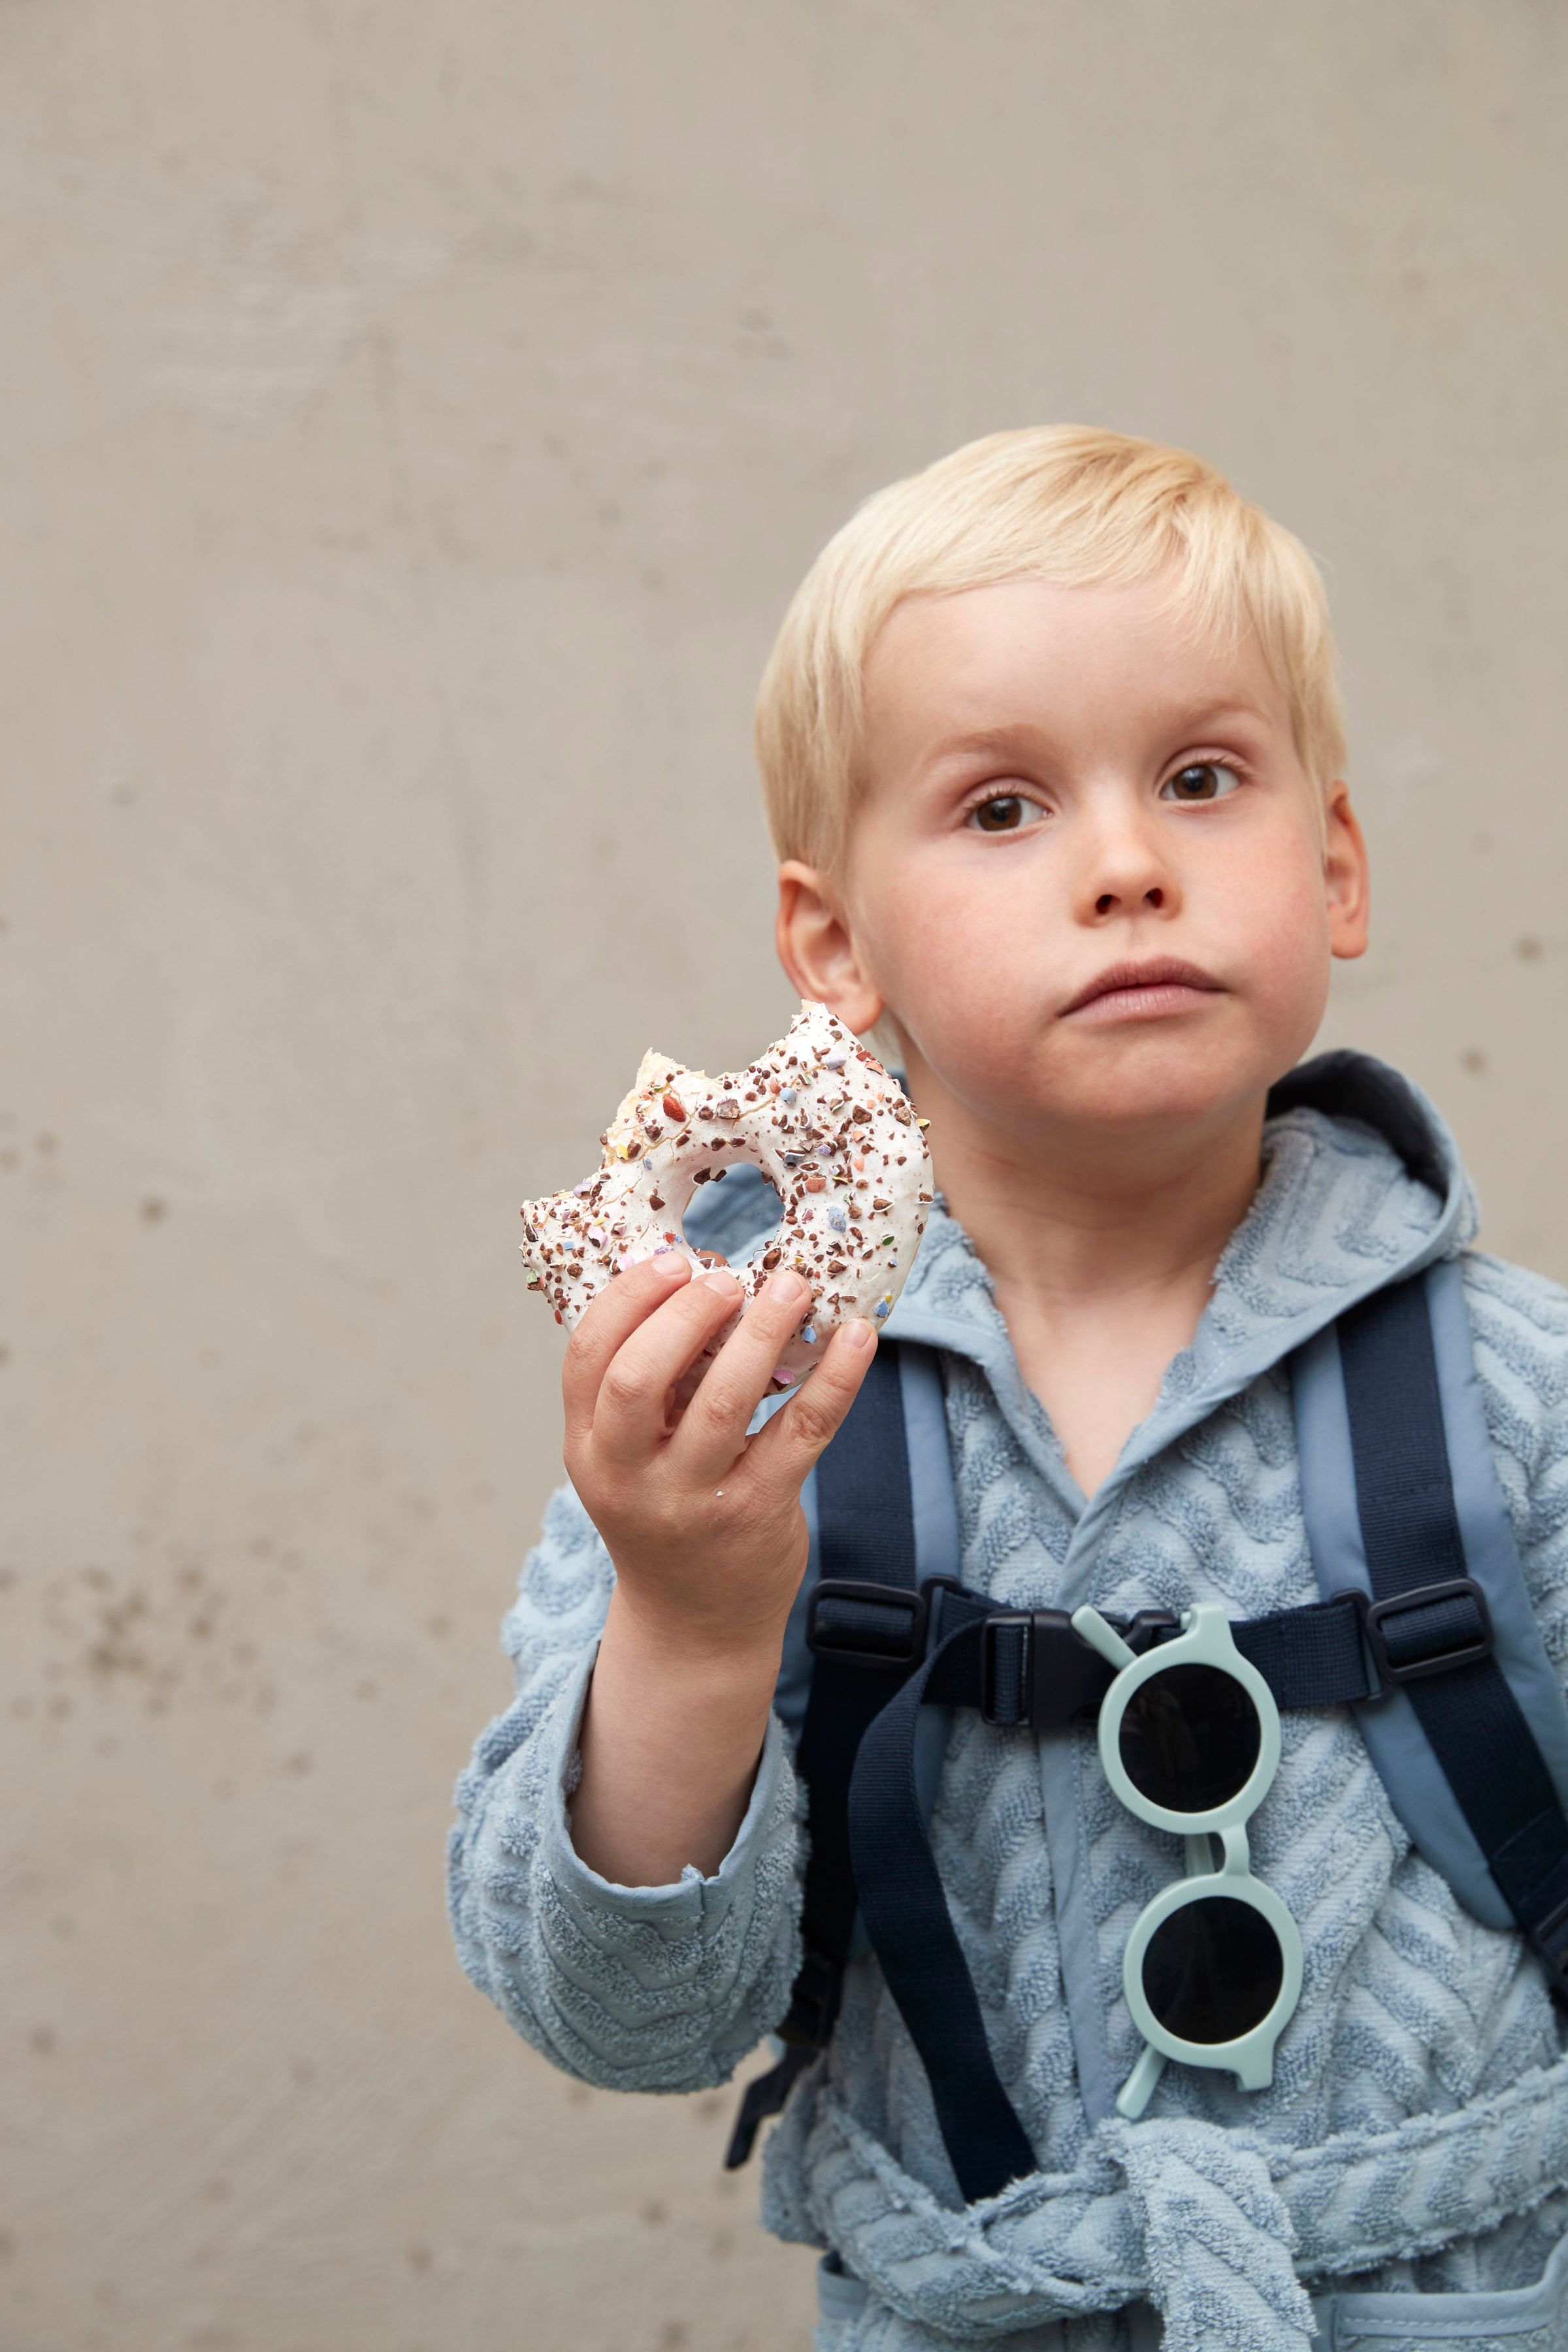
top-left (770, 2046), bottom-right (1568, 2351)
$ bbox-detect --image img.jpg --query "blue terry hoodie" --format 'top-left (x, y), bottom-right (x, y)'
top-left (448, 1057), bottom-right (1568, 2351)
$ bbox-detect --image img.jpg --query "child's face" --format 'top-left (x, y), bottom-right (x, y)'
top-left (781, 576), bottom-right (1367, 1146)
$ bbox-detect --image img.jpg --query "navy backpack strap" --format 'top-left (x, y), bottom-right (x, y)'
top-left (788, 1342), bottom-right (923, 2019)
top-left (1294, 1260), bottom-right (1568, 1986)
top-left (727, 1341), bottom-right (936, 2168)
top-left (849, 1607), bottom-right (1038, 2202)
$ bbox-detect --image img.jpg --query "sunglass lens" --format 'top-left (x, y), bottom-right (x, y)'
top-left (1117, 1663), bottom-right (1260, 1812)
top-left (1142, 1895), bottom-right (1284, 2044)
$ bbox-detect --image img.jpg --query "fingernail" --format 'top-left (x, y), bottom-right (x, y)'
top-left (843, 1318), bottom-right (874, 1352)
top-left (701, 1268), bottom-right (740, 1292)
top-left (770, 1271), bottom-right (807, 1308)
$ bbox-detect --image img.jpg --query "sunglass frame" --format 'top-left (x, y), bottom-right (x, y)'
top-left (1072, 1600), bottom-right (1303, 2112)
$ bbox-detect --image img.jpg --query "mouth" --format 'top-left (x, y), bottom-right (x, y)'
top-left (1060, 956), bottom-right (1226, 1022)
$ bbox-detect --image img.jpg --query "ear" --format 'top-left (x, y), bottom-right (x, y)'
top-left (776, 860), bottom-right (886, 1034)
top-left (1324, 781), bottom-right (1370, 960)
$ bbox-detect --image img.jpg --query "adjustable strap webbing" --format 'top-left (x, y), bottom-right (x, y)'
top-left (1337, 1277), bottom-right (1568, 1981)
top-left (970, 1593), bottom-right (1381, 1729)
top-left (725, 1343), bottom-right (922, 2168)
top-left (849, 1611), bottom-right (1037, 2203)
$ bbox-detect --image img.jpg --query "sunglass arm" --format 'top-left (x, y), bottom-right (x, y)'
top-left (1117, 1837), bottom-right (1217, 2115)
top-left (1115, 2040), bottom-right (1168, 2120)
top-left (1070, 1603), bottom-right (1137, 1671)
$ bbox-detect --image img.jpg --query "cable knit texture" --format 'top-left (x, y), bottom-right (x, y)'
top-left (448, 1057), bottom-right (1568, 2350)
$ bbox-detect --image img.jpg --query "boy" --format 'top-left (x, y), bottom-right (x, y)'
top-left (448, 431), bottom-right (1568, 2351)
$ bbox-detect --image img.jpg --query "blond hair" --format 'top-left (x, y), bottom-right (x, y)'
top-left (755, 426), bottom-right (1345, 870)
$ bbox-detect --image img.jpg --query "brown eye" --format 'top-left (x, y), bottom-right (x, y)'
top-left (971, 794), bottom-right (1027, 832)
top-left (1161, 762), bottom-right (1241, 804)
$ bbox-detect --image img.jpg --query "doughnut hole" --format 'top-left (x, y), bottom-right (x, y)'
top-left (681, 1162), bottom-right (825, 1393)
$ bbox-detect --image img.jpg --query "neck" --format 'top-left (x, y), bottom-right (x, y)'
top-left (914, 1070), bottom-right (1267, 1312)
top-left (907, 1068), bottom-right (1267, 1494)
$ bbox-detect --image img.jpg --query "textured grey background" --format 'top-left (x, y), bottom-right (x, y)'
top-left (3, 5), bottom-right (1567, 2349)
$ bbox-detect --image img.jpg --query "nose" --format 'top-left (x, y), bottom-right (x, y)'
top-left (1072, 802), bottom-right (1181, 926)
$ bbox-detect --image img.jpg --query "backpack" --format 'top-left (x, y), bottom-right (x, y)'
top-left (725, 1257), bottom-right (1568, 2206)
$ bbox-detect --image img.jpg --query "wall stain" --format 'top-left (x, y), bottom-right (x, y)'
top-left (31, 1555), bottom-right (296, 1722)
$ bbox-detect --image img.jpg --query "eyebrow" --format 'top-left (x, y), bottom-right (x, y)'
top-left (921, 702), bottom-right (1277, 768)
top-left (1160, 700), bottom-right (1277, 736)
top-left (921, 725), bottom-right (1041, 766)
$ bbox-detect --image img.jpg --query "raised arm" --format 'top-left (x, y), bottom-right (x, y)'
top-left (447, 1254), bottom-right (875, 2091)
top-left (564, 1256), bottom-right (874, 1883)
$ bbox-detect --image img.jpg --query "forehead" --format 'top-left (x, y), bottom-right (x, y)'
top-left (860, 576), bottom-right (1290, 762)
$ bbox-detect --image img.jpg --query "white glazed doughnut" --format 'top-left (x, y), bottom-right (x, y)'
top-left (520, 1001), bottom-right (934, 1388)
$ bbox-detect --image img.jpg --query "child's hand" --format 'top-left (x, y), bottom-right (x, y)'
top-left (563, 1253), bottom-right (877, 1665)
top-left (563, 1252), bottom-right (876, 1883)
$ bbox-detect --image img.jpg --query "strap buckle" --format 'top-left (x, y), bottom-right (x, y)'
top-left (776, 1942), bottom-right (842, 2048)
top-left (725, 2043), bottom-right (813, 2169)
top-left (979, 1608), bottom-right (1173, 1731)
top-left (806, 1579), bottom-right (926, 1669)
top-left (1347, 1577), bottom-right (1495, 1688)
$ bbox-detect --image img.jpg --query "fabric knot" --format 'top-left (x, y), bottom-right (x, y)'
top-left (1104, 2115), bottom-right (1316, 2352)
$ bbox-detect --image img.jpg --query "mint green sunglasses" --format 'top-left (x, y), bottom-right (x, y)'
top-left (1072, 1600), bottom-right (1305, 2119)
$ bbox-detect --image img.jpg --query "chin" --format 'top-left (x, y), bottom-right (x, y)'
top-left (1036, 1033), bottom-right (1289, 1136)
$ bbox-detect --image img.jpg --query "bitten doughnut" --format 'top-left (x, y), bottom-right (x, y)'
top-left (520, 1001), bottom-right (934, 1387)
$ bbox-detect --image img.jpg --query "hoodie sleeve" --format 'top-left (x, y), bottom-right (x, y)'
top-left (1463, 1250), bottom-right (1568, 1667)
top-left (445, 1480), bottom-right (806, 2091)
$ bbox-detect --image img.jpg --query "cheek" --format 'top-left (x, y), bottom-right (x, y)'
top-left (1211, 834), bottom-right (1335, 1039)
top-left (860, 858), bottom-right (1043, 1064)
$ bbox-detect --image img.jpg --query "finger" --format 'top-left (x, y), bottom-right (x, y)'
top-left (576, 1251), bottom-right (738, 1429)
top-left (587, 1269), bottom-right (751, 1463)
top-left (743, 1319), bottom-right (878, 1488)
top-left (669, 1269), bottom-right (818, 1481)
top-left (561, 1252), bottom-right (693, 1437)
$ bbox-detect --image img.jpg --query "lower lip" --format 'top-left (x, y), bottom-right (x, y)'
top-left (1066, 982), bottom-right (1222, 1024)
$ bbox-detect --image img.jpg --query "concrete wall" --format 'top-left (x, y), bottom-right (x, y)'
top-left (4, 5), bottom-right (1567, 2347)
